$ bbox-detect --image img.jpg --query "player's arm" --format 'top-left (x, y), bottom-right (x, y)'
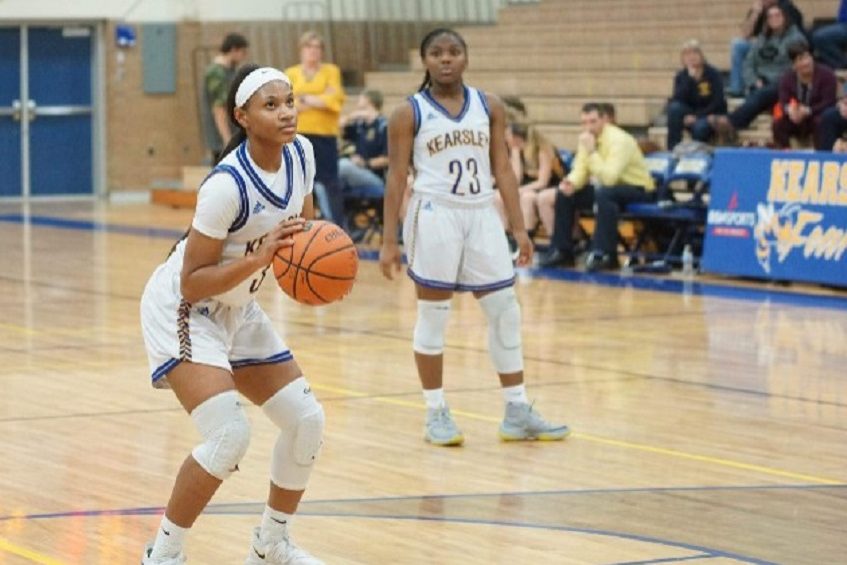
top-left (487, 93), bottom-right (533, 266)
top-left (180, 176), bottom-right (304, 303)
top-left (379, 102), bottom-right (415, 279)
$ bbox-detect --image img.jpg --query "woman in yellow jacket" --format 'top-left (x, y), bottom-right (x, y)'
top-left (286, 31), bottom-right (346, 225)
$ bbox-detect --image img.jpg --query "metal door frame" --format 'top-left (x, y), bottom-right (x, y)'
top-left (0, 21), bottom-right (105, 200)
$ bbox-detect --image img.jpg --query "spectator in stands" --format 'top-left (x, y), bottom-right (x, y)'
top-left (338, 90), bottom-right (388, 199)
top-left (539, 103), bottom-right (654, 271)
top-left (819, 95), bottom-right (847, 151)
top-left (812, 0), bottom-right (847, 70)
top-left (666, 40), bottom-right (727, 149)
top-left (714, 4), bottom-right (805, 140)
top-left (201, 33), bottom-right (249, 163)
top-left (285, 31), bottom-right (346, 225)
top-left (502, 95), bottom-right (529, 121)
top-left (599, 102), bottom-right (617, 125)
top-left (728, 0), bottom-right (805, 97)
top-left (495, 121), bottom-right (565, 242)
top-left (772, 40), bottom-right (838, 149)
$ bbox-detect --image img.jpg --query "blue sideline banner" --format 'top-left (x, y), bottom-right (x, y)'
top-left (702, 149), bottom-right (847, 287)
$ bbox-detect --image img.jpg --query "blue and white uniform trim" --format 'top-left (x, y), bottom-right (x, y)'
top-left (409, 96), bottom-right (422, 136)
top-left (292, 138), bottom-right (308, 183)
top-left (152, 358), bottom-right (180, 383)
top-left (210, 164), bottom-right (250, 232)
top-left (476, 89), bottom-right (490, 117)
top-left (407, 269), bottom-right (515, 292)
top-left (230, 350), bottom-right (294, 369)
top-left (422, 85), bottom-right (472, 122)
top-left (235, 142), bottom-right (294, 209)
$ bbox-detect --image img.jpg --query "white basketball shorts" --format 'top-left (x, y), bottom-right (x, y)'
top-left (403, 193), bottom-right (515, 292)
top-left (140, 263), bottom-right (291, 388)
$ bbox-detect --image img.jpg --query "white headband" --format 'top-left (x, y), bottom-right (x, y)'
top-left (235, 67), bottom-right (291, 108)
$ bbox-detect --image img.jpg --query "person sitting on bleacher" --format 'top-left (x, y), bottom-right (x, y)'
top-left (666, 40), bottom-right (727, 150)
top-left (500, 121), bottom-right (566, 243)
top-left (728, 0), bottom-right (805, 97)
top-left (772, 40), bottom-right (837, 149)
top-left (820, 95), bottom-right (847, 151)
top-left (338, 90), bottom-right (388, 199)
top-left (538, 103), bottom-right (655, 272)
top-left (714, 4), bottom-right (806, 142)
top-left (812, 0), bottom-right (847, 70)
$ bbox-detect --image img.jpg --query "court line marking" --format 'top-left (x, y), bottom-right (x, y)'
top-left (311, 382), bottom-right (844, 485)
top-left (4, 482), bottom-right (846, 523)
top-left (609, 555), bottom-right (716, 565)
top-left (0, 508), bottom-right (776, 565)
top-left (0, 537), bottom-right (66, 565)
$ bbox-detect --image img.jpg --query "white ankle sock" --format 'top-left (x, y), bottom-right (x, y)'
top-left (502, 384), bottom-right (528, 405)
top-left (260, 506), bottom-right (293, 543)
top-left (423, 388), bottom-right (445, 409)
top-left (150, 515), bottom-right (187, 559)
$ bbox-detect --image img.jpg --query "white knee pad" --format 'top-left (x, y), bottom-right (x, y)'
top-left (413, 299), bottom-right (452, 355)
top-left (262, 376), bottom-right (325, 491)
top-left (190, 390), bottom-right (251, 481)
top-left (479, 287), bottom-right (524, 374)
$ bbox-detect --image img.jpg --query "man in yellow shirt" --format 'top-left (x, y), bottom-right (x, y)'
top-left (286, 31), bottom-right (346, 225)
top-left (539, 103), bottom-right (655, 272)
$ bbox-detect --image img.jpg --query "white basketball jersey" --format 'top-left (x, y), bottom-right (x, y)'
top-left (409, 85), bottom-right (494, 204)
top-left (167, 135), bottom-right (315, 307)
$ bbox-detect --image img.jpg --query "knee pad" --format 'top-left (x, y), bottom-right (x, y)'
top-left (413, 299), bottom-right (452, 355)
top-left (262, 377), bottom-right (325, 490)
top-left (190, 390), bottom-right (251, 481)
top-left (478, 287), bottom-right (523, 374)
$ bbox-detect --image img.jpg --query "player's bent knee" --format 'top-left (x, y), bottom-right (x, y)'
top-left (479, 287), bottom-right (523, 373)
top-left (190, 390), bottom-right (251, 481)
top-left (413, 299), bottom-right (451, 355)
top-left (262, 377), bottom-right (325, 490)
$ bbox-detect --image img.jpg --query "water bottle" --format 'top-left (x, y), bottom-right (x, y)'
top-left (681, 244), bottom-right (695, 277)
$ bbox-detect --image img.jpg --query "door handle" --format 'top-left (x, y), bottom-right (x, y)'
top-left (10, 100), bottom-right (37, 121)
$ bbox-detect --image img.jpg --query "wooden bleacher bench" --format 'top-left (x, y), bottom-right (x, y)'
top-left (151, 166), bottom-right (207, 209)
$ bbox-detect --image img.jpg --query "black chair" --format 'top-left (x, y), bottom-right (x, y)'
top-left (343, 184), bottom-right (384, 245)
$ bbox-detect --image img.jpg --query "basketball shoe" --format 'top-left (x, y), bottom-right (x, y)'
top-left (141, 544), bottom-right (186, 565)
top-left (245, 526), bottom-right (324, 565)
top-left (425, 405), bottom-right (464, 446)
top-left (499, 402), bottom-right (570, 441)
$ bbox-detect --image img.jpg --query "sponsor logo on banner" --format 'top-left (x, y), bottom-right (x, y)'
top-left (707, 190), bottom-right (756, 238)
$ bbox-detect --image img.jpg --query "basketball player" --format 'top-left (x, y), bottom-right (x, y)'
top-left (140, 64), bottom-right (324, 564)
top-left (379, 29), bottom-right (570, 446)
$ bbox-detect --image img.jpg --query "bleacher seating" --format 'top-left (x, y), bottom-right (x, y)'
top-left (357, 0), bottom-right (838, 152)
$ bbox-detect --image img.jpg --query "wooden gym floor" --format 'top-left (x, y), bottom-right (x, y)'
top-left (0, 201), bottom-right (845, 565)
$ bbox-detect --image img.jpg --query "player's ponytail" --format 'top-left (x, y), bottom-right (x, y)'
top-left (215, 63), bottom-right (260, 165)
top-left (417, 28), bottom-right (467, 92)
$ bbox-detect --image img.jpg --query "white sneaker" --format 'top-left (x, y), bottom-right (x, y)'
top-left (141, 543), bottom-right (186, 565)
top-left (245, 526), bottom-right (324, 565)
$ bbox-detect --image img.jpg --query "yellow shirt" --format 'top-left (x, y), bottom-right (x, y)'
top-left (567, 124), bottom-right (655, 191)
top-left (285, 63), bottom-right (345, 136)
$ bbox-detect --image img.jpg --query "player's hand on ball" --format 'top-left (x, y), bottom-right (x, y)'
top-left (258, 218), bottom-right (305, 265)
top-left (379, 242), bottom-right (403, 280)
top-left (514, 230), bottom-right (534, 267)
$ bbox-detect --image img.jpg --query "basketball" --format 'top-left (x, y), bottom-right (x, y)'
top-left (273, 220), bottom-right (358, 306)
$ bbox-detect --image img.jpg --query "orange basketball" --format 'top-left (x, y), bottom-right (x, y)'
top-left (273, 220), bottom-right (358, 306)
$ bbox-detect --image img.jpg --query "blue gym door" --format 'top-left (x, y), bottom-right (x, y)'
top-left (0, 25), bottom-right (94, 198)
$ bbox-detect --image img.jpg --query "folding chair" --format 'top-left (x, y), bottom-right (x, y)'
top-left (625, 152), bottom-right (711, 272)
